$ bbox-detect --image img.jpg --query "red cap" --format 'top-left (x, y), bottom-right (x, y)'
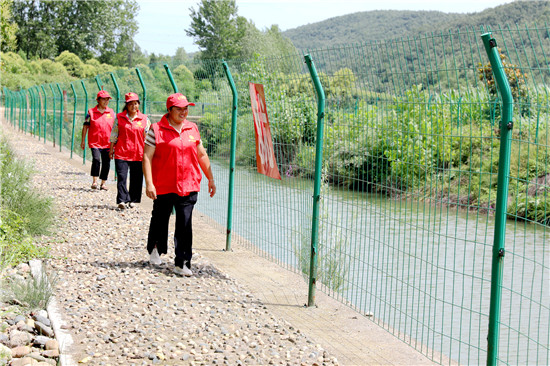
top-left (96, 90), bottom-right (112, 99)
top-left (166, 93), bottom-right (195, 109)
top-left (125, 92), bottom-right (139, 103)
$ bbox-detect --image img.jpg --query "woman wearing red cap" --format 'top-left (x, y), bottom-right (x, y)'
top-left (109, 92), bottom-right (151, 209)
top-left (81, 90), bottom-right (115, 190)
top-left (143, 93), bottom-right (216, 277)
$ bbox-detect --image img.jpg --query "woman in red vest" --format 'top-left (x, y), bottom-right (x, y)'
top-left (143, 93), bottom-right (216, 277)
top-left (109, 92), bottom-right (151, 209)
top-left (81, 90), bottom-right (115, 190)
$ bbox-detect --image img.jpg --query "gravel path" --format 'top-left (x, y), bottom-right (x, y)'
top-left (1, 123), bottom-right (338, 366)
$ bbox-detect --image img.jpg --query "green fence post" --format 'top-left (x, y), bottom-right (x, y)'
top-left (18, 91), bottom-right (22, 130)
top-left (22, 90), bottom-right (27, 132)
top-left (163, 64), bottom-right (179, 93)
top-left (110, 73), bottom-right (120, 115)
top-left (23, 89), bottom-right (28, 133)
top-left (15, 91), bottom-right (19, 129)
top-left (36, 85), bottom-right (42, 141)
top-left (221, 60), bottom-right (238, 251)
top-left (95, 76), bottom-right (103, 91)
top-left (35, 86), bottom-right (41, 137)
top-left (304, 54), bottom-right (326, 307)
top-left (28, 88), bottom-right (34, 134)
top-left (70, 83), bottom-right (78, 159)
top-left (481, 32), bottom-right (514, 366)
top-left (135, 68), bottom-right (147, 114)
top-left (33, 87), bottom-right (39, 136)
top-left (9, 90), bottom-right (14, 125)
top-left (41, 85), bottom-right (47, 143)
top-left (49, 84), bottom-right (56, 147)
top-left (17, 90), bottom-right (21, 130)
top-left (56, 83), bottom-right (63, 151)
top-left (32, 87), bottom-right (38, 135)
top-left (81, 81), bottom-right (89, 164)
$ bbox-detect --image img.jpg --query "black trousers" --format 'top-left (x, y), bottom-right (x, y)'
top-left (90, 148), bottom-right (110, 180)
top-left (147, 192), bottom-right (198, 268)
top-left (115, 159), bottom-right (143, 204)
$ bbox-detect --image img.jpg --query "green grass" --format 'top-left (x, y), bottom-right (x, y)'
top-left (0, 136), bottom-right (55, 273)
top-left (2, 268), bottom-right (58, 312)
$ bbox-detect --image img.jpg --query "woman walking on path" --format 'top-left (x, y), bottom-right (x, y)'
top-left (81, 90), bottom-right (115, 190)
top-left (109, 92), bottom-right (151, 209)
top-left (143, 93), bottom-right (216, 276)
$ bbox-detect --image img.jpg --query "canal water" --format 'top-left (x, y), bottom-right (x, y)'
top-left (196, 160), bottom-right (549, 365)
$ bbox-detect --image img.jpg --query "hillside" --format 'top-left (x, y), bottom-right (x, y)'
top-left (283, 1), bottom-right (550, 50)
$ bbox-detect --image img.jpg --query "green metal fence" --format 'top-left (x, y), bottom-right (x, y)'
top-left (2, 24), bottom-right (549, 365)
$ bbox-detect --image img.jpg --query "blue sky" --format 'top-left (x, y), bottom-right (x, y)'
top-left (134, 0), bottom-right (515, 56)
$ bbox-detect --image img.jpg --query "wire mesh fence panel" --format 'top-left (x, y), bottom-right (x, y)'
top-left (4, 23), bottom-right (549, 366)
top-left (486, 24), bottom-right (550, 366)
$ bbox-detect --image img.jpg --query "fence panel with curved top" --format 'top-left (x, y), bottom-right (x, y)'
top-left (2, 24), bottom-right (549, 366)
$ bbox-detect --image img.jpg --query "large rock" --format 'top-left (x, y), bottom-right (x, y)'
top-left (7, 329), bottom-right (32, 348)
top-left (11, 345), bottom-right (31, 357)
top-left (33, 336), bottom-right (53, 347)
top-left (44, 339), bottom-right (58, 351)
top-left (34, 322), bottom-right (54, 338)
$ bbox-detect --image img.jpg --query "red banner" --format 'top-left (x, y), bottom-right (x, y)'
top-left (249, 82), bottom-right (281, 180)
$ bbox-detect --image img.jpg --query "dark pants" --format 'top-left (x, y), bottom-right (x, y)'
top-left (90, 148), bottom-right (110, 180)
top-left (115, 159), bottom-right (143, 204)
top-left (147, 192), bottom-right (198, 268)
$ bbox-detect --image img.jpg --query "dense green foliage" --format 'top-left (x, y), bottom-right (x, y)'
top-left (190, 52), bottom-right (549, 226)
top-left (283, 1), bottom-right (550, 50)
top-left (0, 138), bottom-right (54, 271)
top-left (0, 0), bottom-right (17, 52)
top-left (0, 50), bottom-right (119, 89)
top-left (11, 0), bottom-right (140, 67)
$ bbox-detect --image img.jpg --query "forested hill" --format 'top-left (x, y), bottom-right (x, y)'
top-left (283, 1), bottom-right (550, 50)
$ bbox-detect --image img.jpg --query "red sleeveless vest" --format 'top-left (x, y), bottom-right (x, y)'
top-left (151, 114), bottom-right (202, 196)
top-left (114, 111), bottom-right (148, 161)
top-left (87, 106), bottom-right (115, 149)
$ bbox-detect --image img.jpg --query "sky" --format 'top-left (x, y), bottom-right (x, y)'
top-left (134, 0), bottom-right (516, 56)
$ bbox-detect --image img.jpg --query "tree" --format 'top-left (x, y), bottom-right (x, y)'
top-left (12, 0), bottom-right (139, 66)
top-left (238, 24), bottom-right (297, 59)
top-left (0, 0), bottom-right (18, 52)
top-left (173, 47), bottom-right (188, 66)
top-left (185, 0), bottom-right (246, 60)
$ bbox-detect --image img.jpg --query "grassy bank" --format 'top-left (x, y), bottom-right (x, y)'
top-left (0, 136), bottom-right (55, 274)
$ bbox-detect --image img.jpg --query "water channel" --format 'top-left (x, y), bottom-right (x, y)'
top-left (196, 160), bottom-right (549, 365)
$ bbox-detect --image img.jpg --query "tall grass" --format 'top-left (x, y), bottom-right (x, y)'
top-left (0, 137), bottom-right (54, 272)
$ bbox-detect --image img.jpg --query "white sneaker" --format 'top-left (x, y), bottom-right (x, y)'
top-left (117, 203), bottom-right (126, 209)
top-left (174, 266), bottom-right (192, 277)
top-left (128, 202), bottom-right (135, 208)
top-left (149, 247), bottom-right (162, 265)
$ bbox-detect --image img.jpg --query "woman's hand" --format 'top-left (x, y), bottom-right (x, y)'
top-left (208, 180), bottom-right (216, 198)
top-left (145, 184), bottom-right (157, 200)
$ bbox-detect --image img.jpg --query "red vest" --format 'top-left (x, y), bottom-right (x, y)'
top-left (87, 106), bottom-right (115, 149)
top-left (114, 111), bottom-right (148, 161)
top-left (151, 115), bottom-right (202, 196)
